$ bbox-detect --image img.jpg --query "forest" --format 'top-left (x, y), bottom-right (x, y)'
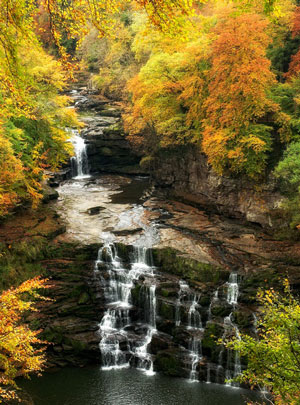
top-left (1, 0), bottom-right (300, 404)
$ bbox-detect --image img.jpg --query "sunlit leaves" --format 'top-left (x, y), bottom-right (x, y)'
top-left (0, 277), bottom-right (49, 403)
top-left (225, 280), bottom-right (300, 404)
top-left (0, 41), bottom-right (78, 216)
top-left (202, 12), bottom-right (277, 178)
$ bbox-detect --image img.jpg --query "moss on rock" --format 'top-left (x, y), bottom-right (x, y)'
top-left (152, 247), bottom-right (228, 285)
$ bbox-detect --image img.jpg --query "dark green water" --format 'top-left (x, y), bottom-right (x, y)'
top-left (20, 366), bottom-right (262, 405)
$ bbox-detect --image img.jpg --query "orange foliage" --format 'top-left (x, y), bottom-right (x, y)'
top-left (205, 13), bottom-right (275, 128)
top-left (286, 49), bottom-right (300, 79)
top-left (286, 7), bottom-right (300, 79)
top-left (202, 13), bottom-right (277, 177)
top-left (291, 6), bottom-right (300, 38)
top-left (0, 277), bottom-right (49, 402)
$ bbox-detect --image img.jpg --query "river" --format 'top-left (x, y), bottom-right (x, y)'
top-left (17, 89), bottom-right (271, 404)
top-left (20, 366), bottom-right (261, 405)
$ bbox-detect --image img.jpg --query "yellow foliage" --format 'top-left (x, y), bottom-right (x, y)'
top-left (0, 277), bottom-right (49, 402)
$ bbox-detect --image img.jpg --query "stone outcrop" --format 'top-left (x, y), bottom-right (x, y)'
top-left (34, 243), bottom-right (104, 368)
top-left (151, 146), bottom-right (285, 229)
top-left (73, 91), bottom-right (146, 175)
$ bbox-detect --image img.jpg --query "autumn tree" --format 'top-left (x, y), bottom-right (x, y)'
top-left (226, 280), bottom-right (300, 405)
top-left (0, 277), bottom-right (49, 403)
top-left (123, 20), bottom-right (211, 153)
top-left (202, 13), bottom-right (279, 179)
top-left (286, 6), bottom-right (300, 79)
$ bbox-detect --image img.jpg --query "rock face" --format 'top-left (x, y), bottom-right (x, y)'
top-left (33, 243), bottom-right (104, 368)
top-left (87, 242), bottom-right (256, 384)
top-left (151, 146), bottom-right (285, 229)
top-left (73, 91), bottom-right (145, 175)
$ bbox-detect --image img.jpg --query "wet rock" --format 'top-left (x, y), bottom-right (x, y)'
top-left (42, 182), bottom-right (59, 203)
top-left (150, 333), bottom-right (171, 354)
top-left (157, 299), bottom-right (176, 321)
top-left (154, 349), bottom-right (186, 377)
top-left (232, 308), bottom-right (254, 329)
top-left (112, 228), bottom-right (143, 236)
top-left (151, 145), bottom-right (286, 229)
top-left (86, 206), bottom-right (105, 215)
top-left (210, 301), bottom-right (232, 318)
top-left (152, 247), bottom-right (229, 285)
top-left (202, 321), bottom-right (224, 362)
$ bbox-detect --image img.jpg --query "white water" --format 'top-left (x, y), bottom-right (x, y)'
top-left (96, 228), bottom-right (157, 375)
top-left (188, 294), bottom-right (202, 330)
top-left (208, 289), bottom-right (219, 321)
top-left (227, 273), bottom-right (239, 305)
top-left (174, 280), bottom-right (203, 382)
top-left (189, 334), bottom-right (203, 382)
top-left (224, 314), bottom-right (242, 387)
top-left (175, 280), bottom-right (189, 326)
top-left (70, 129), bottom-right (90, 179)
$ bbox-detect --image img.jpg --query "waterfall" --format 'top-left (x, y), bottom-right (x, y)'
top-left (206, 363), bottom-right (211, 384)
top-left (227, 273), bottom-right (239, 305)
top-left (188, 334), bottom-right (202, 382)
top-left (188, 294), bottom-right (202, 330)
top-left (208, 289), bottom-right (219, 321)
top-left (96, 233), bottom-right (157, 375)
top-left (134, 285), bottom-right (156, 377)
top-left (70, 129), bottom-right (89, 179)
top-left (175, 280), bottom-right (189, 326)
top-left (224, 314), bottom-right (242, 387)
top-left (96, 239), bottom-right (130, 370)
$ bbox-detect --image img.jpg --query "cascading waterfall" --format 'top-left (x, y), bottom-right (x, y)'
top-left (187, 298), bottom-right (203, 382)
top-left (174, 280), bottom-right (203, 382)
top-left (96, 229), bottom-right (157, 375)
top-left (227, 273), bottom-right (239, 305)
top-left (70, 129), bottom-right (89, 179)
top-left (175, 281), bottom-right (189, 326)
top-left (224, 314), bottom-right (242, 387)
top-left (189, 333), bottom-right (203, 382)
top-left (208, 289), bottom-right (219, 321)
top-left (213, 273), bottom-right (241, 386)
top-left (134, 284), bottom-right (156, 376)
top-left (94, 207), bottom-right (244, 385)
top-left (188, 294), bottom-right (202, 330)
top-left (96, 239), bottom-right (130, 370)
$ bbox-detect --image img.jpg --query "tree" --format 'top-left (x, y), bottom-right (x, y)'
top-left (226, 280), bottom-right (300, 405)
top-left (0, 277), bottom-right (49, 403)
top-left (286, 7), bottom-right (300, 79)
top-left (124, 26), bottom-right (211, 153)
top-left (202, 13), bottom-right (278, 179)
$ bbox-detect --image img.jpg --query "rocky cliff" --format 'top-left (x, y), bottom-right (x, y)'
top-left (75, 91), bottom-right (145, 175)
top-left (151, 146), bottom-right (285, 229)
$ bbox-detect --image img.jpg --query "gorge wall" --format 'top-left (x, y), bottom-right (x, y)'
top-left (73, 89), bottom-right (286, 230)
top-left (151, 146), bottom-right (285, 229)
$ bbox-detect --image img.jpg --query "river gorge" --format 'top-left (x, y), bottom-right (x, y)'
top-left (7, 86), bottom-right (300, 404)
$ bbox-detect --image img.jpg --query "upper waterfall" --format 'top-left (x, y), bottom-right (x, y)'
top-left (70, 129), bottom-right (90, 179)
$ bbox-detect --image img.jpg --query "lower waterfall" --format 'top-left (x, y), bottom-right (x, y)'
top-left (95, 234), bottom-right (157, 375)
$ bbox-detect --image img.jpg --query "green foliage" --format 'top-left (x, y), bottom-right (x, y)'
top-left (268, 33), bottom-right (300, 79)
top-left (0, 238), bottom-right (50, 290)
top-left (274, 141), bottom-right (300, 228)
top-left (225, 281), bottom-right (300, 404)
top-left (0, 40), bottom-right (78, 216)
top-left (275, 141), bottom-right (300, 190)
